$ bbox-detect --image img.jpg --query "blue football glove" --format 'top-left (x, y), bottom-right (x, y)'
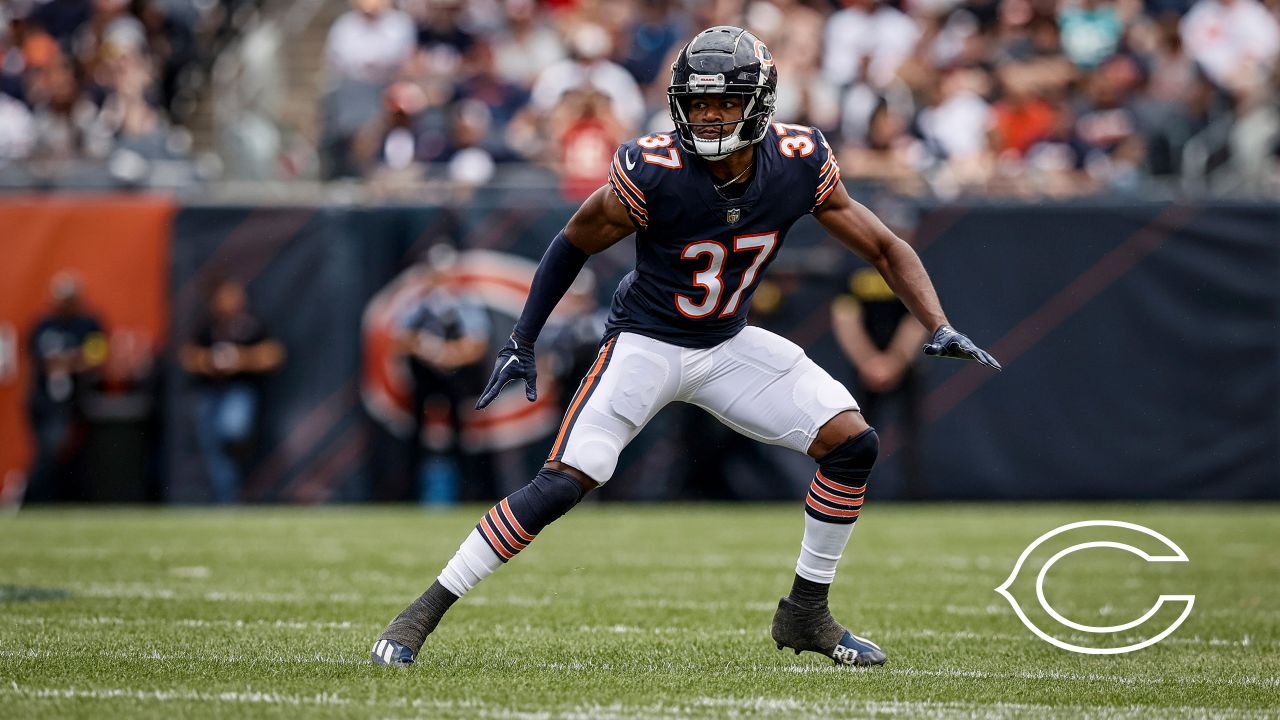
top-left (476, 335), bottom-right (537, 409)
top-left (923, 325), bottom-right (1002, 371)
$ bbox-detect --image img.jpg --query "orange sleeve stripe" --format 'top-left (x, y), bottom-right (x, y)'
top-left (813, 170), bottom-right (841, 208)
top-left (608, 166), bottom-right (649, 223)
top-left (814, 165), bottom-right (840, 197)
top-left (500, 498), bottom-right (536, 542)
top-left (608, 163), bottom-right (645, 207)
top-left (547, 336), bottom-right (617, 461)
top-left (611, 154), bottom-right (647, 201)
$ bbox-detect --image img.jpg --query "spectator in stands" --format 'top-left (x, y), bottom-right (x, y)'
top-left (1071, 54), bottom-right (1146, 189)
top-left (548, 87), bottom-right (626, 200)
top-left (916, 64), bottom-right (994, 191)
top-left (24, 52), bottom-right (112, 161)
top-left (530, 22), bottom-right (645, 133)
top-left (69, 0), bottom-right (145, 84)
top-left (1, 5), bottom-right (26, 100)
top-left (990, 61), bottom-right (1059, 159)
top-left (410, 0), bottom-right (476, 76)
top-left (1058, 0), bottom-right (1127, 69)
top-left (325, 0), bottom-right (416, 85)
top-left (753, 0), bottom-right (841, 131)
top-left (5, 0), bottom-right (1280, 195)
top-left (440, 99), bottom-right (501, 187)
top-left (98, 42), bottom-right (182, 164)
top-left (180, 280), bottom-right (285, 504)
top-left (136, 0), bottom-right (197, 117)
top-left (322, 0), bottom-right (417, 177)
top-left (1225, 70), bottom-right (1280, 191)
top-left (1179, 0), bottom-right (1280, 91)
top-left (352, 80), bottom-right (422, 176)
top-left (491, 0), bottom-right (566, 89)
top-left (841, 96), bottom-right (929, 194)
top-left (350, 77), bottom-right (504, 188)
top-left (1141, 67), bottom-right (1225, 177)
top-left (0, 57), bottom-right (35, 158)
top-left (25, 273), bottom-right (107, 503)
top-left (823, 0), bottom-right (922, 91)
top-left (454, 39), bottom-right (530, 153)
top-left (31, 0), bottom-right (92, 48)
top-left (617, 0), bottom-right (684, 86)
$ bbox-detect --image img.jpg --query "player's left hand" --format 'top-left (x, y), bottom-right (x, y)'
top-left (923, 325), bottom-right (1002, 371)
top-left (476, 335), bottom-right (537, 409)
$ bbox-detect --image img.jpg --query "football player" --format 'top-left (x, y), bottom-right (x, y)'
top-left (371, 26), bottom-right (999, 668)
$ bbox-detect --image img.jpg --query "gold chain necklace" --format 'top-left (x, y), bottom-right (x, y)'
top-left (712, 162), bottom-right (752, 191)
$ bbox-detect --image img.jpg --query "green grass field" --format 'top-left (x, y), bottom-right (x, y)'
top-left (0, 504), bottom-right (1276, 719)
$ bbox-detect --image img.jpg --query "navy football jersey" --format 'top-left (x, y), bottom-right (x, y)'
top-left (604, 123), bottom-right (841, 348)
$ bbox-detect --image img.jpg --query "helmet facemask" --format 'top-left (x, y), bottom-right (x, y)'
top-left (668, 84), bottom-right (775, 160)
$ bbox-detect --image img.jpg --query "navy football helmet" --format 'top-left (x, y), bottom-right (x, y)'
top-left (667, 26), bottom-right (778, 160)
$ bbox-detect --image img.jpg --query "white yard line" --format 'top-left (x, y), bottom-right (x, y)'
top-left (878, 666), bottom-right (1280, 690)
top-left (4, 645), bottom-right (1275, 690)
top-left (3, 609), bottom-right (1265, 653)
top-left (1, 684), bottom-right (1272, 719)
top-left (3, 684), bottom-right (350, 707)
top-left (0, 615), bottom-right (370, 631)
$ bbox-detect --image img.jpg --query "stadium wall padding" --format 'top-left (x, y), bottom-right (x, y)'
top-left (0, 195), bottom-right (174, 501)
top-left (4, 198), bottom-right (1277, 501)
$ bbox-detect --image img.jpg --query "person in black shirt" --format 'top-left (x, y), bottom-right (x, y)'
top-left (394, 248), bottom-right (490, 501)
top-left (831, 268), bottom-right (928, 498)
top-left (180, 280), bottom-right (284, 503)
top-left (25, 273), bottom-right (107, 503)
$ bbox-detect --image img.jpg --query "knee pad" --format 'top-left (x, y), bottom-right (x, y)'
top-left (477, 468), bottom-right (585, 561)
top-left (563, 435), bottom-right (619, 485)
top-left (807, 428), bottom-right (878, 525)
top-left (818, 427), bottom-right (879, 482)
top-left (519, 468), bottom-right (586, 533)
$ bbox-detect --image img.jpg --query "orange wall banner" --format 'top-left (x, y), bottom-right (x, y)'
top-left (0, 195), bottom-right (174, 501)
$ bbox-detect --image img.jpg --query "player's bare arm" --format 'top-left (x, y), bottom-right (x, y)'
top-left (814, 182), bottom-right (1001, 370)
top-left (563, 184), bottom-right (637, 254)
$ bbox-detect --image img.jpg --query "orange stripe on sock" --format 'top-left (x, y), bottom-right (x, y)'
top-left (478, 517), bottom-right (515, 559)
top-left (809, 481), bottom-right (865, 507)
top-left (807, 494), bottom-right (861, 518)
top-left (488, 507), bottom-right (528, 550)
top-left (815, 470), bottom-right (866, 494)
top-left (500, 498), bottom-right (535, 542)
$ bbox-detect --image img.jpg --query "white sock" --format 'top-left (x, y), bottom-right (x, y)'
top-left (436, 529), bottom-right (504, 597)
top-left (795, 514), bottom-right (856, 584)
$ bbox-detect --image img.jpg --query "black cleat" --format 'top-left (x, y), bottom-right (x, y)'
top-left (771, 596), bottom-right (887, 667)
top-left (370, 638), bottom-right (415, 666)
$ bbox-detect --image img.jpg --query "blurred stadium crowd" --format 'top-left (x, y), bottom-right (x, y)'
top-left (1, 0), bottom-right (1278, 196)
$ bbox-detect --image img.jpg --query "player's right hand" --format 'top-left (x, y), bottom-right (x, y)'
top-left (923, 325), bottom-right (1002, 371)
top-left (476, 335), bottom-right (537, 409)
